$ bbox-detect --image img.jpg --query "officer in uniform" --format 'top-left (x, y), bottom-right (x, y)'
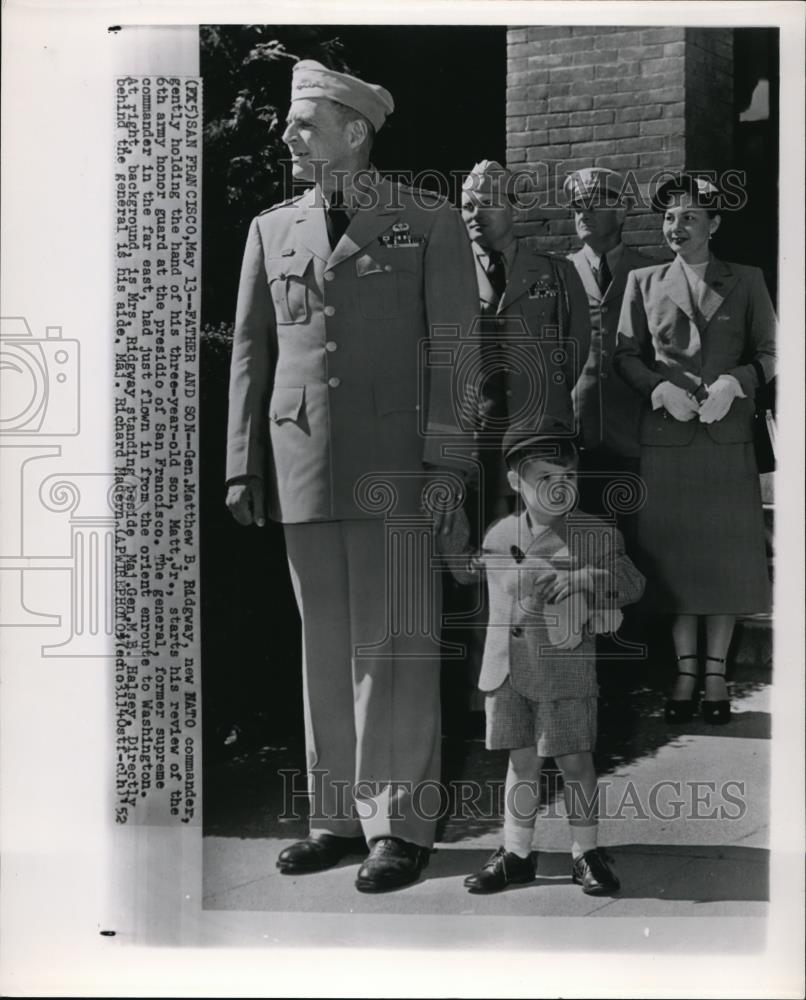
top-left (565, 167), bottom-right (655, 529)
top-left (226, 60), bottom-right (479, 892)
top-left (461, 160), bottom-right (591, 530)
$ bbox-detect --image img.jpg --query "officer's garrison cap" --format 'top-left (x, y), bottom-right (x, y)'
top-left (563, 167), bottom-right (627, 208)
top-left (291, 60), bottom-right (394, 132)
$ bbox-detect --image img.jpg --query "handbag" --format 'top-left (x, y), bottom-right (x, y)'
top-left (750, 359), bottom-right (776, 473)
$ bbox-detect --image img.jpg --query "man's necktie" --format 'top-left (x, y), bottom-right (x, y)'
top-left (596, 253), bottom-right (612, 295)
top-left (487, 249), bottom-right (507, 300)
top-left (326, 191), bottom-right (350, 249)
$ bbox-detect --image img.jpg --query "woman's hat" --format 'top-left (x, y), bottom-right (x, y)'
top-left (650, 172), bottom-right (722, 214)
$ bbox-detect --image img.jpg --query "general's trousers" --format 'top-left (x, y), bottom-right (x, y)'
top-left (284, 518), bottom-right (443, 848)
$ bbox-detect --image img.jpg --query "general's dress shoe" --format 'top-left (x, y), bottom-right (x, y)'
top-left (464, 846), bottom-right (537, 894)
top-left (354, 836), bottom-right (430, 893)
top-left (276, 834), bottom-right (366, 874)
top-left (571, 848), bottom-right (620, 896)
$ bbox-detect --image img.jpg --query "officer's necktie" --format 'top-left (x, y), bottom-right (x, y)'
top-left (325, 191), bottom-right (351, 249)
top-left (486, 249), bottom-right (507, 300)
top-left (596, 253), bottom-right (612, 295)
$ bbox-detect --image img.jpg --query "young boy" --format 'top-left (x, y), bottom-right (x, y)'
top-left (455, 419), bottom-right (645, 895)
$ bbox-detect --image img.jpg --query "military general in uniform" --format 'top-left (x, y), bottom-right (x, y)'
top-left (225, 60), bottom-right (479, 891)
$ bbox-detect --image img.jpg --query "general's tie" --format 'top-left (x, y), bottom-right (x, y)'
top-left (487, 249), bottom-right (507, 300)
top-left (596, 253), bottom-right (612, 295)
top-left (326, 191), bottom-right (350, 249)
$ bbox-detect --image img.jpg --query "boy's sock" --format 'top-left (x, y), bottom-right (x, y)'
top-left (570, 821), bottom-right (598, 860)
top-left (504, 819), bottom-right (535, 859)
top-left (503, 769), bottom-right (539, 858)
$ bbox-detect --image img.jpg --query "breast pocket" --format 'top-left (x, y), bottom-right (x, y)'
top-left (266, 255), bottom-right (313, 325)
top-left (356, 251), bottom-right (419, 320)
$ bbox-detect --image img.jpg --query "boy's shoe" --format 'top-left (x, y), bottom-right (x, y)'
top-left (464, 846), bottom-right (537, 894)
top-left (571, 848), bottom-right (620, 895)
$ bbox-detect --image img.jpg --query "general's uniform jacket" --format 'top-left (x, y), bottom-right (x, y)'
top-left (568, 245), bottom-right (655, 457)
top-left (460, 510), bottom-right (645, 702)
top-left (472, 242), bottom-right (591, 445)
top-left (226, 176), bottom-right (480, 522)
top-left (613, 257), bottom-right (777, 447)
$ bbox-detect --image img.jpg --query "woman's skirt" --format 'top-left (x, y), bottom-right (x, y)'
top-left (637, 425), bottom-right (771, 615)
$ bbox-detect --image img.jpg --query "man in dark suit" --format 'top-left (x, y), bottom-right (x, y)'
top-left (565, 167), bottom-right (655, 534)
top-left (226, 60), bottom-right (479, 892)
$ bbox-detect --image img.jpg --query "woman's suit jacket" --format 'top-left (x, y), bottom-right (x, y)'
top-left (613, 256), bottom-right (776, 447)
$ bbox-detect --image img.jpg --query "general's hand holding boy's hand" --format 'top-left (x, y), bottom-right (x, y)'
top-left (651, 381), bottom-right (700, 422)
top-left (226, 476), bottom-right (266, 527)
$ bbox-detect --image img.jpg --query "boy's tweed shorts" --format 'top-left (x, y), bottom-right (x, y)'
top-left (485, 678), bottom-right (598, 757)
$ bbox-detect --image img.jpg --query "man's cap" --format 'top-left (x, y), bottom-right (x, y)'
top-left (650, 172), bottom-right (722, 214)
top-left (563, 167), bottom-right (626, 208)
top-left (462, 159), bottom-right (512, 196)
top-left (291, 59), bottom-right (394, 132)
top-left (503, 417), bottom-right (578, 465)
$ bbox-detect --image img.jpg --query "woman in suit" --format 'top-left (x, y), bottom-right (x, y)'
top-left (613, 174), bottom-right (776, 724)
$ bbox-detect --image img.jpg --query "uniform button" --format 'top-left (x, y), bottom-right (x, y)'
top-left (325, 341), bottom-right (338, 352)
top-left (506, 390), bottom-right (513, 397)
top-left (601, 350), bottom-right (609, 357)
top-left (601, 373), bottom-right (609, 380)
top-left (324, 271), bottom-right (335, 281)
top-left (511, 627), bottom-right (523, 638)
top-left (384, 264), bottom-right (392, 272)
top-left (601, 305), bottom-right (608, 313)
top-left (324, 305), bottom-right (336, 317)
top-left (328, 377), bottom-right (341, 388)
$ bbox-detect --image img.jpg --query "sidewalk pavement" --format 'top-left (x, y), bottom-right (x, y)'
top-left (202, 658), bottom-right (770, 921)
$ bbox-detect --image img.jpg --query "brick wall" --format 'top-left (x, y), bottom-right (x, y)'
top-left (506, 25), bottom-right (734, 257)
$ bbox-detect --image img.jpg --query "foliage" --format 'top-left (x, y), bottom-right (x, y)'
top-left (200, 25), bottom-right (351, 325)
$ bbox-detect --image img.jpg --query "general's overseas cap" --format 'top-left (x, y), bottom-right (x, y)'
top-left (564, 167), bottom-right (626, 206)
top-left (291, 60), bottom-right (394, 131)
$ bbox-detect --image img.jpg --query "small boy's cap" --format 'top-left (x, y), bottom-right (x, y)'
top-left (503, 417), bottom-right (577, 464)
top-left (564, 167), bottom-right (626, 207)
top-left (291, 59), bottom-right (394, 131)
top-left (650, 172), bottom-right (722, 213)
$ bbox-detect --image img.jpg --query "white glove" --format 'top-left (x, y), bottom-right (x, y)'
top-left (698, 375), bottom-right (745, 423)
top-left (544, 593), bottom-right (588, 650)
top-left (651, 381), bottom-right (700, 422)
top-left (588, 607), bottom-right (624, 635)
